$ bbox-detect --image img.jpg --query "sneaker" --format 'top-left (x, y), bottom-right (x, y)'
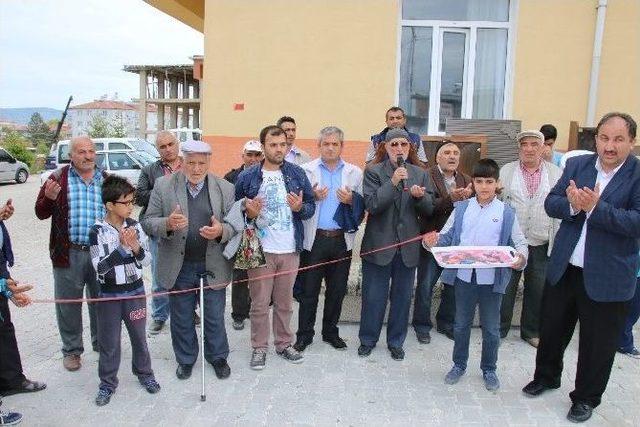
top-left (140, 378), bottom-right (161, 394)
top-left (483, 371), bottom-right (500, 391)
top-left (232, 319), bottom-right (244, 331)
top-left (618, 347), bottom-right (640, 359)
top-left (94, 387), bottom-right (114, 406)
top-left (388, 346), bottom-right (405, 361)
top-left (250, 349), bottom-right (267, 370)
top-left (276, 345), bottom-right (304, 364)
top-left (444, 366), bottom-right (466, 385)
top-left (0, 409), bottom-right (22, 426)
top-left (148, 320), bottom-right (165, 335)
top-left (63, 355), bottom-right (81, 372)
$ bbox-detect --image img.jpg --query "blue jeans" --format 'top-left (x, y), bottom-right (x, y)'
top-left (149, 238), bottom-right (170, 322)
top-left (619, 278), bottom-right (640, 352)
top-left (412, 250), bottom-right (443, 335)
top-left (359, 253), bottom-right (416, 349)
top-left (452, 276), bottom-right (502, 373)
top-left (169, 261), bottom-right (229, 365)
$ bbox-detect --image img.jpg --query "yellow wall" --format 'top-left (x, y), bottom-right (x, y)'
top-left (202, 0), bottom-right (399, 142)
top-left (513, 0), bottom-right (640, 149)
top-left (144, 0), bottom-right (204, 32)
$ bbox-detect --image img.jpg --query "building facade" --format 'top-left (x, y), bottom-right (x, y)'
top-left (69, 100), bottom-right (158, 139)
top-left (145, 0), bottom-right (640, 174)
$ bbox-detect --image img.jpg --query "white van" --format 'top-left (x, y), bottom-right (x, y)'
top-left (52, 138), bottom-right (159, 167)
top-left (0, 147), bottom-right (29, 184)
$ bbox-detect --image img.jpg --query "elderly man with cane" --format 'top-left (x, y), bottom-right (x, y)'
top-left (142, 140), bottom-right (237, 388)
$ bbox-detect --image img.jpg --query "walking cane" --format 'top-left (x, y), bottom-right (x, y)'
top-left (197, 271), bottom-right (214, 402)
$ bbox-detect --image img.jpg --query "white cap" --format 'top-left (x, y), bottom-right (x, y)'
top-left (243, 139), bottom-right (262, 153)
top-left (181, 139), bottom-right (212, 154)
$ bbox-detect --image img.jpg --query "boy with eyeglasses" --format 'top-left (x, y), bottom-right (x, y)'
top-left (89, 175), bottom-right (160, 406)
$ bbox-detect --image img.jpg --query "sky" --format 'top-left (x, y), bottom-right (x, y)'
top-left (0, 0), bottom-right (203, 109)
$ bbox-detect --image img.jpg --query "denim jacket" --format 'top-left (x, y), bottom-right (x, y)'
top-left (234, 160), bottom-right (315, 252)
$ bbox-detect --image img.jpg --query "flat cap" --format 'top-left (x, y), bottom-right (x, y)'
top-left (384, 128), bottom-right (410, 142)
top-left (516, 130), bottom-right (544, 144)
top-left (181, 139), bottom-right (212, 154)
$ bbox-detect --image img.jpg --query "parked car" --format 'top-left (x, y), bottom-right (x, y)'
top-left (51, 138), bottom-right (159, 169)
top-left (40, 149), bottom-right (155, 185)
top-left (0, 147), bottom-right (29, 184)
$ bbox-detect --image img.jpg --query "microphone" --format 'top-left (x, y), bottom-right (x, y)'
top-left (396, 155), bottom-right (408, 191)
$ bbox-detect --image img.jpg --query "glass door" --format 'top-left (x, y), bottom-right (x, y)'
top-left (435, 28), bottom-right (470, 132)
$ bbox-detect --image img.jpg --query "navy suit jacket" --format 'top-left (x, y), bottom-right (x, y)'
top-left (545, 153), bottom-right (640, 302)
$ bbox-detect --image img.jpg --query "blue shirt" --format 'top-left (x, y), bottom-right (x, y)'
top-left (68, 166), bottom-right (105, 245)
top-left (317, 160), bottom-right (344, 230)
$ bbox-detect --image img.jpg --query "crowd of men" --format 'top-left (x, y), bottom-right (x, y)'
top-left (0, 109), bottom-right (639, 424)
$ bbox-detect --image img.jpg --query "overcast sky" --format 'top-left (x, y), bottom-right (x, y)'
top-left (0, 0), bottom-right (203, 109)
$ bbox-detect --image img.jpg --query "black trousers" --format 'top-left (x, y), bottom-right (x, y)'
top-left (534, 265), bottom-right (628, 408)
top-left (296, 235), bottom-right (351, 342)
top-left (0, 296), bottom-right (26, 393)
top-left (231, 269), bottom-right (251, 322)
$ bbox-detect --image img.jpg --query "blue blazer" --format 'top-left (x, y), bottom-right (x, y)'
top-left (545, 153), bottom-right (640, 302)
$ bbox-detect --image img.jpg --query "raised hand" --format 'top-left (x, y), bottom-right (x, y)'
top-left (451, 183), bottom-right (473, 201)
top-left (199, 215), bottom-right (223, 240)
top-left (336, 186), bottom-right (353, 205)
top-left (409, 185), bottom-right (426, 198)
top-left (286, 190), bottom-right (304, 212)
top-left (0, 199), bottom-right (14, 220)
top-left (245, 197), bottom-right (263, 219)
top-left (120, 227), bottom-right (141, 253)
top-left (391, 166), bottom-right (408, 187)
top-left (312, 183), bottom-right (329, 201)
top-left (167, 204), bottom-right (188, 230)
top-left (577, 182), bottom-right (600, 213)
top-left (44, 179), bottom-right (62, 201)
top-left (566, 180), bottom-right (582, 212)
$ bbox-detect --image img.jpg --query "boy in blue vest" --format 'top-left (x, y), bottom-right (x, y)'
top-left (89, 175), bottom-right (160, 406)
top-left (423, 159), bottom-right (528, 391)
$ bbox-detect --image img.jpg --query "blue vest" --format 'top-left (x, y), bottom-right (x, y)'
top-left (439, 199), bottom-right (516, 294)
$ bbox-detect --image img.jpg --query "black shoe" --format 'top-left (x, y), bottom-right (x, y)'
top-left (388, 346), bottom-right (405, 361)
top-left (436, 327), bottom-right (454, 340)
top-left (211, 359), bottom-right (231, 379)
top-left (522, 380), bottom-right (558, 397)
top-left (323, 336), bottom-right (347, 350)
top-left (0, 379), bottom-right (47, 397)
top-left (357, 344), bottom-right (373, 357)
top-left (95, 387), bottom-right (114, 406)
top-left (567, 402), bottom-right (593, 423)
top-left (293, 339), bottom-right (312, 352)
top-left (148, 320), bottom-right (165, 335)
top-left (416, 331), bottom-right (431, 344)
top-left (176, 364), bottom-right (193, 380)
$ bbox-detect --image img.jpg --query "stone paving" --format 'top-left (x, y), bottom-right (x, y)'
top-left (1, 178), bottom-right (639, 426)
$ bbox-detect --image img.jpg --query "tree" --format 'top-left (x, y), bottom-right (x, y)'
top-left (110, 113), bottom-right (127, 138)
top-left (26, 113), bottom-right (53, 146)
top-left (87, 115), bottom-right (111, 138)
top-left (2, 131), bottom-right (35, 167)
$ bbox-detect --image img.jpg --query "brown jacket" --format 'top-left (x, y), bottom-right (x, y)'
top-left (420, 165), bottom-right (472, 233)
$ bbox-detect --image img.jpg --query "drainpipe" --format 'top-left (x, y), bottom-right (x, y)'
top-left (586, 0), bottom-right (608, 126)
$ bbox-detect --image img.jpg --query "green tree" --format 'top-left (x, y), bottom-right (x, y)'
top-left (87, 115), bottom-right (111, 138)
top-left (26, 112), bottom-right (53, 146)
top-left (111, 113), bottom-right (127, 138)
top-left (2, 131), bottom-right (35, 167)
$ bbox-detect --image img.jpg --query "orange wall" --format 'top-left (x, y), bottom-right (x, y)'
top-left (203, 135), bottom-right (369, 176)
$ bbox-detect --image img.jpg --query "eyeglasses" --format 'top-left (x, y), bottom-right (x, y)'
top-left (113, 199), bottom-right (135, 207)
top-left (388, 141), bottom-right (410, 148)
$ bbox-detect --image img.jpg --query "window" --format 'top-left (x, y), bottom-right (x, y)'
top-left (398, 0), bottom-right (513, 135)
top-left (108, 153), bottom-right (134, 171)
top-left (108, 142), bottom-right (129, 150)
top-left (0, 149), bottom-right (12, 162)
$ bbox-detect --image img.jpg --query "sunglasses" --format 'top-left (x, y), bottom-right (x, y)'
top-left (388, 141), bottom-right (410, 148)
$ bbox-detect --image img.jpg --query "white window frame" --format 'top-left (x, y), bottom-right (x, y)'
top-left (395, 0), bottom-right (518, 135)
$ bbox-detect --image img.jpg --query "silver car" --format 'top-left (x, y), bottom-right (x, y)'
top-left (0, 147), bottom-right (29, 184)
